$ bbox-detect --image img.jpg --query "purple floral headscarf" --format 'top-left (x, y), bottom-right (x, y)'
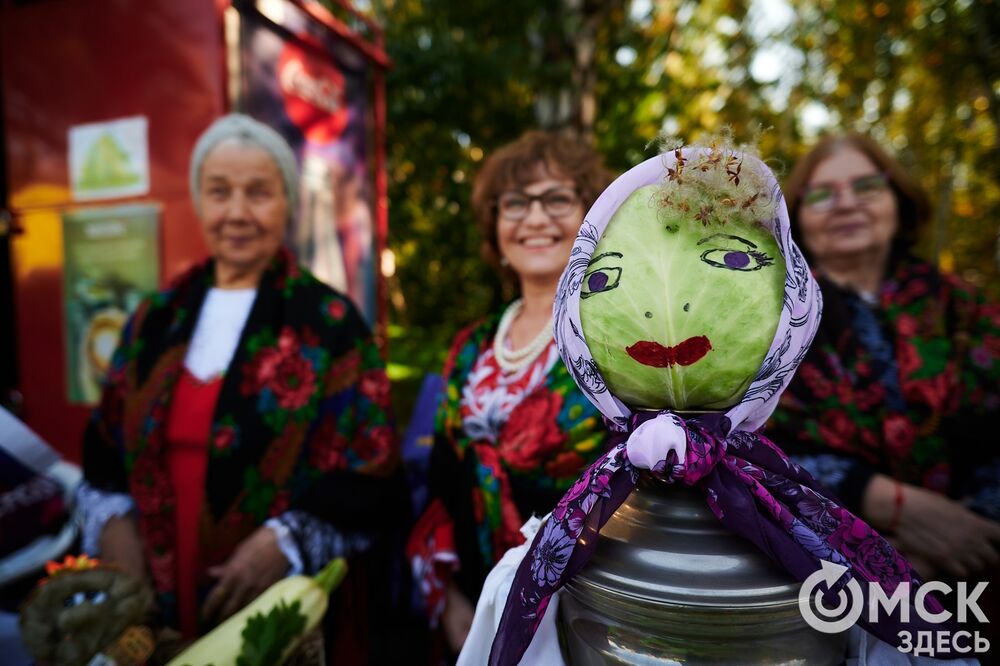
top-left (489, 149), bottom-right (954, 665)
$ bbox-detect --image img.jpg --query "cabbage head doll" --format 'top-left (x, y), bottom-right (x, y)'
top-left (486, 140), bottom-right (957, 665)
top-left (578, 142), bottom-right (784, 412)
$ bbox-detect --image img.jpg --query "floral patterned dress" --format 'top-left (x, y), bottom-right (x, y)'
top-left (407, 311), bottom-right (611, 623)
top-left (82, 248), bottom-right (404, 633)
top-left (767, 258), bottom-right (1000, 519)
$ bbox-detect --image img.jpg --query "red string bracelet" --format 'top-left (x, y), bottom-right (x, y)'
top-left (888, 480), bottom-right (904, 533)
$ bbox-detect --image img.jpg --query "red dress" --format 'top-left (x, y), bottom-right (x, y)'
top-left (164, 368), bottom-right (223, 637)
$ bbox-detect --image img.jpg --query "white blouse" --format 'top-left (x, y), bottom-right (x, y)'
top-left (183, 288), bottom-right (256, 381)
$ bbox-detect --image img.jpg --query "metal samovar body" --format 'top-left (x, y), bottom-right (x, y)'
top-left (558, 473), bottom-right (847, 664)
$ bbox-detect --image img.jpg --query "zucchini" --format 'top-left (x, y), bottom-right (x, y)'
top-left (168, 557), bottom-right (347, 666)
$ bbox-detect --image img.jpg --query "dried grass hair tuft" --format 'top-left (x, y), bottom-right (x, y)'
top-left (652, 127), bottom-right (778, 229)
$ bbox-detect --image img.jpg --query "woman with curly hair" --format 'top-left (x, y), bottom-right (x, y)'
top-left (407, 131), bottom-right (616, 659)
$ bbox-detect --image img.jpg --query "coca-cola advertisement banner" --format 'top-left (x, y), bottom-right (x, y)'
top-left (236, 3), bottom-right (378, 327)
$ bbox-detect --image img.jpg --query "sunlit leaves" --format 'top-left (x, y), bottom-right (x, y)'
top-left (331, 0), bottom-right (999, 417)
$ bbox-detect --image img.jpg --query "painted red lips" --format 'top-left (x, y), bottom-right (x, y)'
top-left (625, 336), bottom-right (713, 367)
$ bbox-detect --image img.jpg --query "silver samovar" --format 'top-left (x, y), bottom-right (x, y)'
top-left (558, 473), bottom-right (848, 664)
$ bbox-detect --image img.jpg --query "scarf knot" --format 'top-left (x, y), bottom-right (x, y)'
top-left (624, 410), bottom-right (731, 485)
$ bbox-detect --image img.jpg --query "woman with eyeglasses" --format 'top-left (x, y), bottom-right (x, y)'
top-left (406, 131), bottom-right (615, 660)
top-left (767, 133), bottom-right (1000, 587)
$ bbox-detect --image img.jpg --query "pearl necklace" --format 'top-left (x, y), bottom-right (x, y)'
top-left (493, 299), bottom-right (554, 374)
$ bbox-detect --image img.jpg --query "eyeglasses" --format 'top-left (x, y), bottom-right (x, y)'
top-left (496, 187), bottom-right (581, 221)
top-left (801, 173), bottom-right (890, 211)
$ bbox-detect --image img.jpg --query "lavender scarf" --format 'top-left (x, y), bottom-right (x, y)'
top-left (489, 150), bottom-right (953, 665)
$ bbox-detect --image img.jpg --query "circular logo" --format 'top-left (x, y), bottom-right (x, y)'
top-left (278, 38), bottom-right (349, 144)
top-left (798, 559), bottom-right (864, 634)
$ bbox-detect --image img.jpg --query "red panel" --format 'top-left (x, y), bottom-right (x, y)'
top-left (2, 0), bottom-right (227, 460)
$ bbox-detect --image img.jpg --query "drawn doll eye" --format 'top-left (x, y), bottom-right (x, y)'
top-left (696, 233), bottom-right (774, 272)
top-left (581, 267), bottom-right (622, 298)
top-left (700, 248), bottom-right (773, 272)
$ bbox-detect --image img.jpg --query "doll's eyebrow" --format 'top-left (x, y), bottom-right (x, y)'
top-left (588, 251), bottom-right (623, 267)
top-left (697, 233), bottom-right (758, 249)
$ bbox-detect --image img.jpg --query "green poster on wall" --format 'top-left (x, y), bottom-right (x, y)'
top-left (68, 116), bottom-right (150, 201)
top-left (63, 204), bottom-right (160, 404)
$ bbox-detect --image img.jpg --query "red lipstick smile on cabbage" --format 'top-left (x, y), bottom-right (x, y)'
top-left (626, 336), bottom-right (713, 367)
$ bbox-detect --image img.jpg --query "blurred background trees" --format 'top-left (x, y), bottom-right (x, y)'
top-left (332, 0), bottom-right (1000, 420)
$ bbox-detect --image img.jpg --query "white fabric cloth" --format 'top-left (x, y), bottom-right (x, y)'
top-left (183, 288), bottom-right (256, 381)
top-left (0, 407), bottom-right (62, 473)
top-left (458, 515), bottom-right (566, 666)
top-left (264, 516), bottom-right (305, 575)
top-left (76, 481), bottom-right (135, 556)
top-left (264, 511), bottom-right (373, 577)
top-left (0, 408), bottom-right (81, 586)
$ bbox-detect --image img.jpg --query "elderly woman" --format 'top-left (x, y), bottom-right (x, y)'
top-left (77, 114), bottom-right (403, 653)
top-left (406, 131), bottom-right (616, 658)
top-left (767, 133), bottom-right (1000, 584)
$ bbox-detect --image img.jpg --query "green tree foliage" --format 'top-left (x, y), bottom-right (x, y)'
top-left (374, 0), bottom-right (539, 381)
top-left (343, 0), bottom-right (1000, 418)
top-left (370, 0), bottom-right (632, 408)
top-left (783, 0), bottom-right (999, 288)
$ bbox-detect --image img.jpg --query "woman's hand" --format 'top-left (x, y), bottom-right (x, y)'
top-left (99, 515), bottom-right (158, 624)
top-left (99, 515), bottom-right (148, 584)
top-left (202, 526), bottom-right (290, 624)
top-left (864, 475), bottom-right (1000, 579)
top-left (442, 579), bottom-right (475, 655)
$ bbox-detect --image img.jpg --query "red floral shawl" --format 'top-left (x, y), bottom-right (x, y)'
top-left (770, 258), bottom-right (1000, 501)
top-left (82, 248), bottom-right (398, 621)
top-left (426, 312), bottom-right (611, 601)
